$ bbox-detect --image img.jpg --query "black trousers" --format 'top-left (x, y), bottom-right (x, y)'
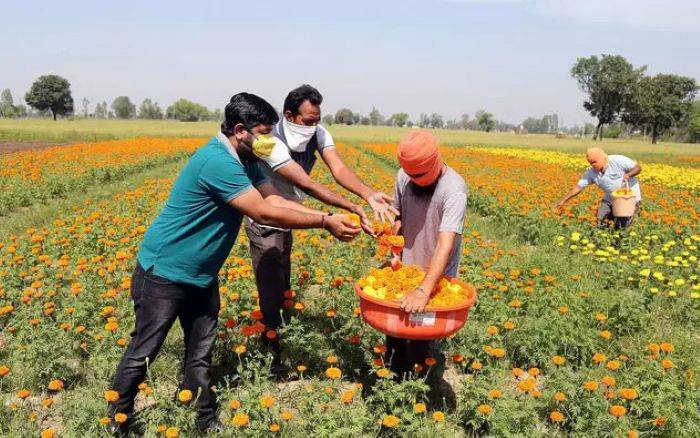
top-left (109, 263), bottom-right (220, 428)
top-left (244, 221), bottom-right (292, 330)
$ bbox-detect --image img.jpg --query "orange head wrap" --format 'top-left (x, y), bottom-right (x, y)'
top-left (586, 147), bottom-right (608, 172)
top-left (397, 130), bottom-right (443, 186)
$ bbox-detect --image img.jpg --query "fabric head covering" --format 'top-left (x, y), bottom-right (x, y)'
top-left (397, 130), bottom-right (443, 186)
top-left (586, 147), bottom-right (608, 171)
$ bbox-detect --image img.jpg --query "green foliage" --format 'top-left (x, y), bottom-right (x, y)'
top-left (24, 74), bottom-right (75, 120)
top-left (387, 112), bottom-right (409, 127)
top-left (166, 98), bottom-right (210, 122)
top-left (624, 74), bottom-right (697, 144)
top-left (476, 110), bottom-right (495, 132)
top-left (571, 54), bottom-right (645, 140)
top-left (137, 98), bottom-right (163, 120)
top-left (335, 108), bottom-right (355, 125)
top-left (111, 96), bottom-right (136, 119)
top-left (690, 100), bottom-right (700, 143)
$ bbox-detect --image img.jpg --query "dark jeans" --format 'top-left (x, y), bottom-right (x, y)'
top-left (597, 199), bottom-right (641, 229)
top-left (385, 336), bottom-right (445, 381)
top-left (245, 221), bottom-right (292, 330)
top-left (109, 263), bottom-right (220, 429)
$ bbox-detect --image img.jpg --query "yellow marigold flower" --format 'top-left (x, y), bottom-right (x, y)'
top-left (232, 412), bottom-right (249, 427)
top-left (340, 390), bottom-right (355, 404)
top-left (165, 427), bottom-right (179, 438)
top-left (487, 326), bottom-right (499, 335)
top-left (488, 389), bottom-right (502, 399)
top-left (114, 413), bottom-right (128, 424)
top-left (592, 352), bottom-right (607, 364)
top-left (177, 389), bottom-right (193, 403)
top-left (376, 368), bottom-right (390, 378)
top-left (381, 415), bottom-right (400, 428)
top-left (269, 423), bottom-right (281, 432)
top-left (552, 355), bottom-right (565, 365)
top-left (234, 345), bottom-right (246, 355)
top-left (517, 378), bottom-right (536, 393)
top-left (432, 411), bottom-right (445, 422)
top-left (600, 330), bottom-right (612, 340)
top-left (326, 355), bottom-right (338, 364)
top-left (490, 348), bottom-right (506, 358)
top-left (413, 403), bottom-right (426, 413)
top-left (281, 411), bottom-right (293, 421)
top-left (296, 365), bottom-right (307, 372)
top-left (260, 395), bottom-right (276, 408)
top-left (528, 367), bottom-right (540, 377)
top-left (554, 391), bottom-right (567, 402)
top-left (40, 429), bottom-right (55, 438)
top-left (503, 321), bottom-right (516, 330)
top-left (325, 367), bottom-right (341, 379)
top-left (606, 360), bottom-right (621, 371)
top-left (156, 425), bottom-right (167, 433)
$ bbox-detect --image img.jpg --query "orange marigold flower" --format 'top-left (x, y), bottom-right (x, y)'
top-left (584, 381), bottom-right (598, 391)
top-left (340, 390), bottom-right (355, 404)
top-left (600, 330), bottom-right (612, 340)
top-left (651, 417), bottom-right (666, 426)
top-left (114, 413), bottom-right (128, 424)
top-left (432, 411), bottom-right (445, 422)
top-left (269, 423), bottom-right (281, 433)
top-left (606, 360), bottom-right (621, 371)
top-left (661, 359), bottom-right (675, 370)
top-left (601, 376), bottom-right (616, 387)
top-left (425, 357), bottom-right (437, 366)
top-left (477, 404), bottom-right (492, 414)
top-left (104, 390), bottom-right (119, 402)
top-left (552, 355), bottom-right (566, 366)
top-left (229, 399), bottom-right (241, 410)
top-left (232, 413), bottom-right (249, 427)
top-left (376, 368), bottom-right (390, 378)
top-left (381, 415), bottom-right (400, 428)
top-left (592, 352), bottom-right (607, 364)
top-left (413, 403), bottom-right (426, 413)
top-left (48, 379), bottom-right (64, 391)
top-left (488, 389), bottom-right (502, 399)
top-left (619, 388), bottom-right (638, 400)
top-left (554, 392), bottom-right (567, 402)
top-left (517, 378), bottom-right (536, 393)
top-left (165, 427), bottom-right (179, 438)
top-left (550, 410), bottom-right (564, 423)
top-left (610, 405), bottom-right (627, 418)
top-left (0, 366), bottom-right (9, 377)
top-left (660, 342), bottom-right (674, 353)
top-left (490, 348), bottom-right (506, 359)
top-left (260, 395), bottom-right (276, 408)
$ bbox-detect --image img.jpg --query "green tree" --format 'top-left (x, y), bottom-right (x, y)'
top-left (388, 112), bottom-right (409, 127)
top-left (689, 100), bottom-right (700, 143)
top-left (138, 98), bottom-right (163, 119)
top-left (166, 99), bottom-right (209, 122)
top-left (334, 108), bottom-right (355, 125)
top-left (571, 54), bottom-right (644, 140)
top-left (111, 96), bottom-right (136, 119)
top-left (24, 75), bottom-right (74, 120)
top-left (322, 114), bottom-right (334, 125)
top-left (81, 98), bottom-right (90, 118)
top-left (430, 113), bottom-right (444, 129)
top-left (418, 113), bottom-right (430, 128)
top-left (476, 110), bottom-right (495, 132)
top-left (0, 89), bottom-right (15, 117)
top-left (624, 74), bottom-right (697, 144)
top-left (94, 101), bottom-right (108, 119)
top-left (369, 106), bottom-right (384, 126)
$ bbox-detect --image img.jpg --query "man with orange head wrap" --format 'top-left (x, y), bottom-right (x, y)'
top-left (385, 130), bottom-right (468, 384)
top-left (555, 147), bottom-right (642, 228)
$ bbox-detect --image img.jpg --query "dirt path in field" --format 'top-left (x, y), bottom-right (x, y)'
top-left (0, 140), bottom-right (67, 154)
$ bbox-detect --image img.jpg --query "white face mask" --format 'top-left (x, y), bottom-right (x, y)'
top-left (283, 118), bottom-right (317, 152)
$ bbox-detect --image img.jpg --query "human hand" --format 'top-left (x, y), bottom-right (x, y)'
top-left (324, 214), bottom-right (361, 242)
top-left (367, 192), bottom-right (400, 224)
top-left (400, 287), bottom-right (431, 313)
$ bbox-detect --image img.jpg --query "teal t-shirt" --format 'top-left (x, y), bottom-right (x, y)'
top-left (138, 135), bottom-right (267, 287)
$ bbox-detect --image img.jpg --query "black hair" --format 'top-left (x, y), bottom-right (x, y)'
top-left (283, 84), bottom-right (323, 116)
top-left (221, 92), bottom-right (279, 136)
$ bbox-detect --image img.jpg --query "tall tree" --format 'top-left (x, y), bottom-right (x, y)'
top-left (476, 110), bottom-right (495, 132)
top-left (429, 113), bottom-right (444, 129)
top-left (24, 75), bottom-right (74, 120)
top-left (81, 98), bottom-right (90, 118)
top-left (571, 54), bottom-right (644, 140)
top-left (418, 113), bottom-right (430, 128)
top-left (111, 96), bottom-right (136, 119)
top-left (138, 98), bottom-right (164, 119)
top-left (94, 101), bottom-right (108, 119)
top-left (322, 114), bottom-right (335, 125)
top-left (689, 100), bottom-right (700, 143)
top-left (459, 113), bottom-right (470, 130)
top-left (0, 89), bottom-right (15, 117)
top-left (369, 106), bottom-right (384, 126)
top-left (624, 74), bottom-right (697, 144)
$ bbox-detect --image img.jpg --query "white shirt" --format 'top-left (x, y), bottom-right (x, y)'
top-left (578, 154), bottom-right (642, 202)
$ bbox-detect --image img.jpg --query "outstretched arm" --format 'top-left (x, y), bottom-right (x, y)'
top-left (256, 181), bottom-right (324, 216)
top-left (320, 148), bottom-right (399, 222)
top-left (554, 184), bottom-right (585, 209)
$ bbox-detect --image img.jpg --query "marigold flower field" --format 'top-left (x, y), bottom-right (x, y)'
top-left (0, 137), bottom-right (698, 437)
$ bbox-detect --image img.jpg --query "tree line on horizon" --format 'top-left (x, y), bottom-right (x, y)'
top-left (1, 60), bottom-right (699, 143)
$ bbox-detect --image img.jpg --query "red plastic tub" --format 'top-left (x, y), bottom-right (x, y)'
top-left (355, 278), bottom-right (477, 340)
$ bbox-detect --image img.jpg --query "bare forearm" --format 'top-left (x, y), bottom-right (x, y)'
top-left (256, 204), bottom-right (323, 229)
top-left (626, 164), bottom-right (641, 178)
top-left (266, 195), bottom-right (324, 216)
top-left (302, 182), bottom-right (358, 212)
top-left (558, 186), bottom-right (583, 205)
top-left (332, 166), bottom-right (375, 201)
top-left (419, 237), bottom-right (454, 293)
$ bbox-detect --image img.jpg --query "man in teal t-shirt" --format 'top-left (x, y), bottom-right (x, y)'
top-left (107, 93), bottom-right (360, 434)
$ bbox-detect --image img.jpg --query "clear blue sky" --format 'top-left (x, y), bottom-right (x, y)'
top-left (2, 0), bottom-right (698, 126)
